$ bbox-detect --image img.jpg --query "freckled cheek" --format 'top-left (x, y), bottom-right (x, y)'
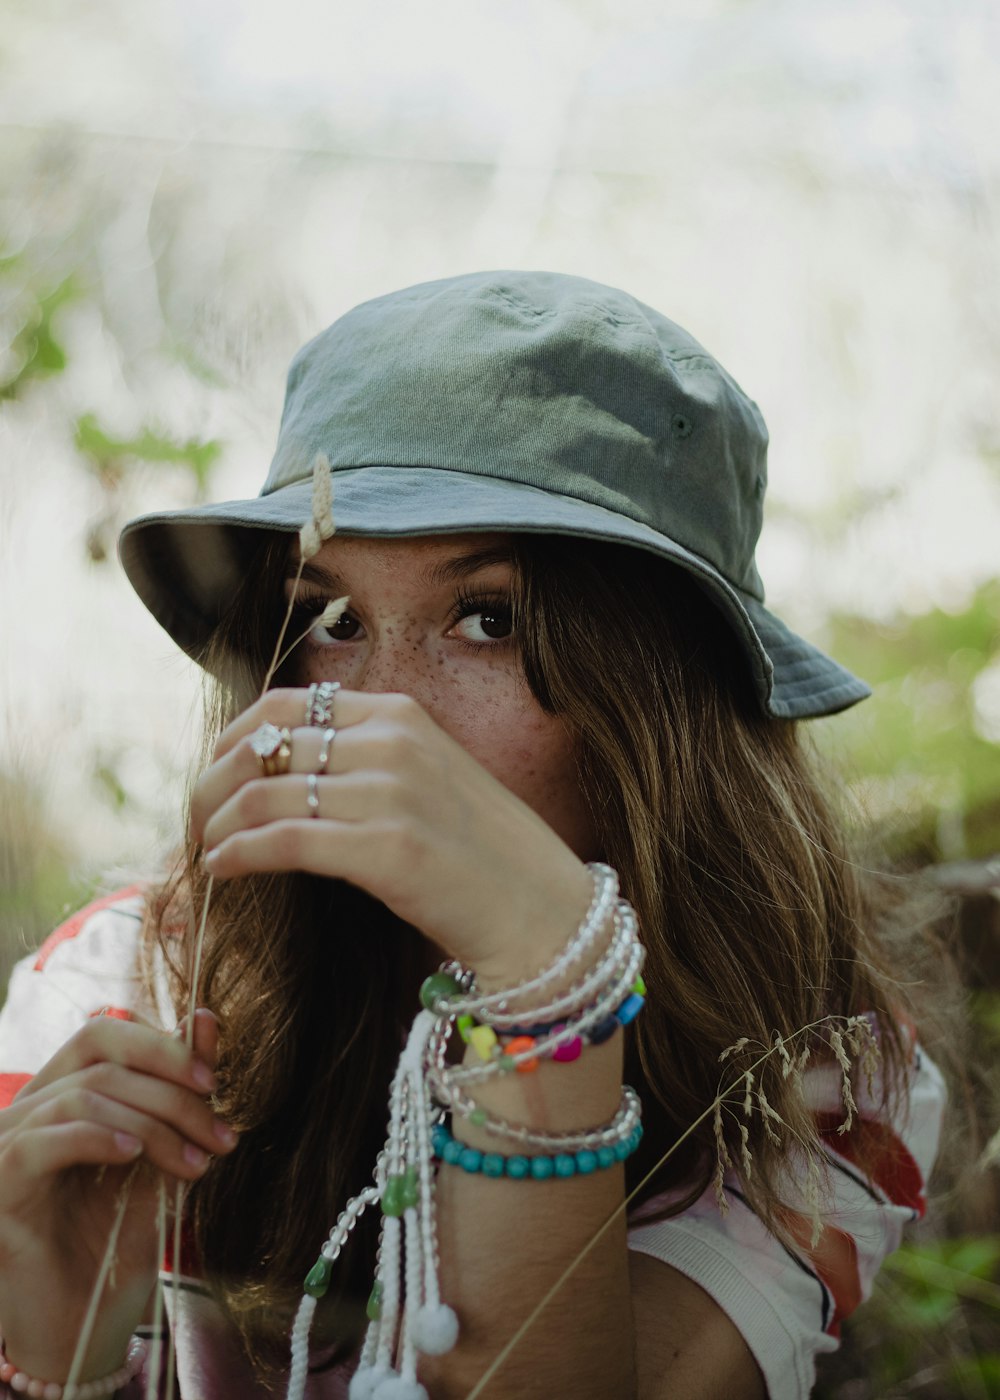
top-left (456, 704), bottom-right (584, 818)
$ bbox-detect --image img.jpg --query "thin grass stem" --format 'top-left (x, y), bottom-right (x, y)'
top-left (464, 1017), bottom-right (841, 1399)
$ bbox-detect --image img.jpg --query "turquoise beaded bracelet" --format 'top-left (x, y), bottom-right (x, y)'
top-left (431, 1120), bottom-right (643, 1179)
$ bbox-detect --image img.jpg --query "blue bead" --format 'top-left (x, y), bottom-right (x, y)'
top-left (613, 1137), bottom-right (632, 1162)
top-left (575, 1150), bottom-right (598, 1174)
top-left (459, 1147), bottom-right (483, 1173)
top-left (614, 993), bottom-right (645, 1026)
top-left (596, 1145), bottom-right (616, 1169)
top-left (431, 1125), bottom-right (449, 1157)
top-left (442, 1139), bottom-right (463, 1165)
top-left (482, 1153), bottom-right (505, 1178)
top-left (554, 1153), bottom-right (577, 1178)
top-left (588, 1016), bottom-right (619, 1045)
top-left (530, 1155), bottom-right (555, 1180)
top-left (506, 1155), bottom-right (530, 1179)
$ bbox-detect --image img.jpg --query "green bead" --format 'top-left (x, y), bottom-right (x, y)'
top-left (459, 1147), bottom-right (483, 1172)
top-left (457, 1013), bottom-right (476, 1041)
top-left (382, 1174), bottom-right (407, 1216)
top-left (506, 1155), bottom-right (530, 1179)
top-left (632, 974), bottom-right (647, 996)
top-left (576, 1150), bottom-right (598, 1174)
top-left (420, 972), bottom-right (463, 1012)
top-left (482, 1153), bottom-right (505, 1177)
top-left (443, 1139), bottom-right (463, 1165)
top-left (596, 1145), bottom-right (616, 1169)
top-left (530, 1155), bottom-right (554, 1180)
top-left (554, 1153), bottom-right (577, 1178)
top-left (366, 1280), bottom-right (383, 1321)
top-left (498, 1053), bottom-right (518, 1073)
top-left (304, 1255), bottom-right (333, 1298)
top-left (469, 1107), bottom-right (488, 1127)
top-left (400, 1167), bottom-right (419, 1208)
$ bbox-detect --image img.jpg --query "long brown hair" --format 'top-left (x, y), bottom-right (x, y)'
top-left (144, 530), bottom-right (915, 1378)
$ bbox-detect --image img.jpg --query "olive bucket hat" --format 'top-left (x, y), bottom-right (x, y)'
top-left (119, 269), bottom-right (870, 719)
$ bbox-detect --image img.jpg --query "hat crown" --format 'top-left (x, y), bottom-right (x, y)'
top-left (267, 270), bottom-right (769, 598)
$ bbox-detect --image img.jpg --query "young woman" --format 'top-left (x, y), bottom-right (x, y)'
top-left (0, 271), bottom-right (944, 1400)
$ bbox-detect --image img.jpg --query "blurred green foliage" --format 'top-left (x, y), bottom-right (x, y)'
top-left (74, 412), bottom-right (222, 497)
top-left (0, 261), bottom-right (78, 398)
top-left (821, 584), bottom-right (1000, 862)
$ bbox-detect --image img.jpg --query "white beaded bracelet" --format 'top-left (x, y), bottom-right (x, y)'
top-left (0, 1335), bottom-right (146, 1400)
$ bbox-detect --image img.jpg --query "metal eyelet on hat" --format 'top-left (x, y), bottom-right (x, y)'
top-left (671, 413), bottom-right (694, 439)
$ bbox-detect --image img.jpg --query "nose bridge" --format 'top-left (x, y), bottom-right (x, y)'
top-left (355, 615), bottom-right (434, 698)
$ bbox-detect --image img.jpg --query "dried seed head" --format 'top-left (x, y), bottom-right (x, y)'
top-left (311, 452), bottom-right (336, 541)
top-left (299, 519), bottom-right (322, 561)
top-left (317, 595), bottom-right (350, 628)
top-left (742, 1071), bottom-right (754, 1117)
top-left (720, 1036), bottom-right (750, 1062)
top-left (829, 1027), bottom-right (858, 1134)
top-left (739, 1122), bottom-right (753, 1179)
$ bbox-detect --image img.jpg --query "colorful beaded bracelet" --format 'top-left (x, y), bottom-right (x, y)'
top-left (431, 1120), bottom-right (643, 1178)
top-left (457, 974), bottom-right (648, 1070)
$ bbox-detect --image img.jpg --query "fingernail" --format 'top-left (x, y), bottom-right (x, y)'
top-left (213, 1121), bottom-right (238, 1148)
top-left (192, 1061), bottom-right (217, 1092)
top-left (184, 1143), bottom-right (209, 1170)
top-left (115, 1132), bottom-right (143, 1156)
top-left (204, 850), bottom-right (219, 871)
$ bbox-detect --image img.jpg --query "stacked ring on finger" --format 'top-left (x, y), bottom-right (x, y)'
top-left (316, 727), bottom-right (336, 774)
top-left (250, 722), bottom-right (293, 777)
top-left (306, 680), bottom-right (340, 727)
top-left (307, 773), bottom-right (320, 817)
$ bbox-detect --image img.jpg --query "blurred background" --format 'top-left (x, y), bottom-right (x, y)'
top-left (1, 0), bottom-right (998, 1392)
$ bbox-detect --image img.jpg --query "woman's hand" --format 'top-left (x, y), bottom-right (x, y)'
top-left (191, 688), bottom-right (593, 982)
top-left (0, 1009), bottom-right (237, 1381)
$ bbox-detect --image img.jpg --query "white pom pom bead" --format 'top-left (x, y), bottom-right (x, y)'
top-left (371, 1378), bottom-right (429, 1400)
top-left (412, 1302), bottom-right (460, 1356)
top-left (348, 1365), bottom-right (391, 1400)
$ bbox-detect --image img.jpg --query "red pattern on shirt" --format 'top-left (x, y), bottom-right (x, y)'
top-left (33, 885), bottom-right (143, 971)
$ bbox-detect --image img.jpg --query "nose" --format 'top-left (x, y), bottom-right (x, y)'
top-left (352, 625), bottom-right (439, 708)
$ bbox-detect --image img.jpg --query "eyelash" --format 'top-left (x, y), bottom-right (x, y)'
top-left (285, 588), bottom-right (515, 651)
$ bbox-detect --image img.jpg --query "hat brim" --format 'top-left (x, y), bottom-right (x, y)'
top-left (118, 466), bottom-right (870, 720)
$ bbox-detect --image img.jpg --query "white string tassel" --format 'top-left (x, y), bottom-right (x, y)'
top-left (286, 1294), bottom-right (319, 1400)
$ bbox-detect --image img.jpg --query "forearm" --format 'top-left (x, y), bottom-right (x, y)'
top-left (421, 1034), bottom-right (637, 1399)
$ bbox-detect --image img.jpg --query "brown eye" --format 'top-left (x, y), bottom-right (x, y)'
top-left (313, 610), bottom-right (359, 643)
top-left (451, 605), bottom-right (513, 644)
top-left (479, 610), bottom-right (512, 640)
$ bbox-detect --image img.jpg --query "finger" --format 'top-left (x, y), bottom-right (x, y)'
top-left (19, 1064), bottom-right (239, 1176)
top-left (20, 1018), bottom-right (217, 1103)
top-left (1, 1121), bottom-right (147, 1177)
top-left (175, 1007), bottom-right (220, 1069)
top-left (191, 1007), bottom-right (220, 1071)
top-left (204, 818), bottom-right (384, 884)
top-left (202, 770), bottom-right (397, 850)
top-left (212, 687), bottom-right (411, 762)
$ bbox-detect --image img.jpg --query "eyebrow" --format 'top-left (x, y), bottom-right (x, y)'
top-left (288, 544), bottom-right (515, 594)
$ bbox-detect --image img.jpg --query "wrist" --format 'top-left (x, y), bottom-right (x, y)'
top-left (0, 1334), bottom-right (146, 1398)
top-left (471, 857), bottom-right (597, 994)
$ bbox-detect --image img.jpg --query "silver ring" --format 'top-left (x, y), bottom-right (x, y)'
top-left (307, 680), bottom-right (340, 728)
top-left (317, 727), bottom-right (336, 773)
top-left (307, 773), bottom-right (320, 817)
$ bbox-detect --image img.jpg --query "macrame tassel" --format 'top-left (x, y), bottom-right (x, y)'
top-left (347, 1011), bottom-right (454, 1399)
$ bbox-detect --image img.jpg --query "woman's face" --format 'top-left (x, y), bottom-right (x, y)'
top-left (284, 532), bottom-right (598, 861)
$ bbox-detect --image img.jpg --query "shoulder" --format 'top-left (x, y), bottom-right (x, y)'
top-left (31, 884), bottom-right (148, 979)
top-left (0, 884), bottom-right (175, 1104)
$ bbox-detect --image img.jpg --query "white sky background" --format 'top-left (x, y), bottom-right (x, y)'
top-left (1, 0), bottom-right (999, 873)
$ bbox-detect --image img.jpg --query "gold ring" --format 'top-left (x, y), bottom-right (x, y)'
top-left (250, 722), bottom-right (292, 777)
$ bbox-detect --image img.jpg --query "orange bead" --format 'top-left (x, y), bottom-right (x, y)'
top-left (503, 1035), bottom-right (539, 1073)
